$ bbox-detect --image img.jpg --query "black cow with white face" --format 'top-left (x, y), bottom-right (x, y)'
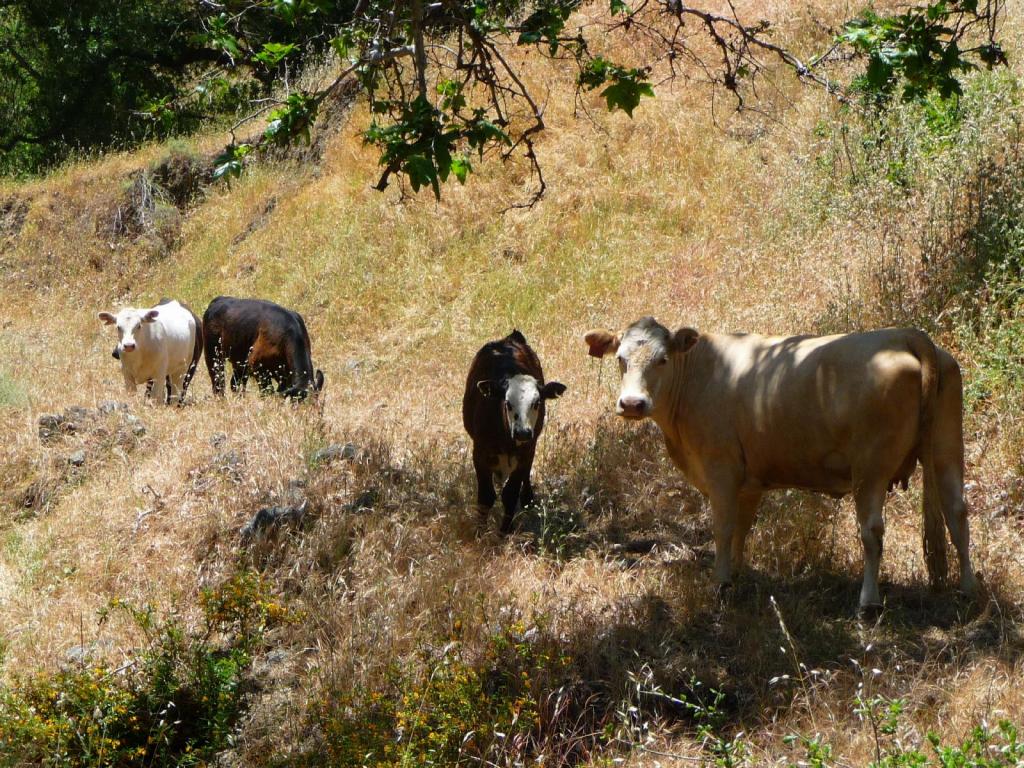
top-left (462, 330), bottom-right (566, 533)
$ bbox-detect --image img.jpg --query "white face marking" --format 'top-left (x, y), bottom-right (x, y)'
top-left (615, 325), bottom-right (671, 418)
top-left (504, 374), bottom-right (542, 443)
top-left (108, 308), bottom-right (154, 355)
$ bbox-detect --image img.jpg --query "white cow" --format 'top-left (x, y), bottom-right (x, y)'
top-left (98, 299), bottom-right (203, 405)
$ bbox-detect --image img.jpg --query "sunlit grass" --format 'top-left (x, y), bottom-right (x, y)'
top-left (0, 6), bottom-right (1023, 765)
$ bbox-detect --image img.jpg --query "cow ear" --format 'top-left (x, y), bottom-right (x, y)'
top-left (98, 312), bottom-right (116, 325)
top-left (142, 310), bottom-right (160, 323)
top-left (584, 330), bottom-right (620, 358)
top-left (670, 327), bottom-right (699, 355)
top-left (541, 381), bottom-right (567, 400)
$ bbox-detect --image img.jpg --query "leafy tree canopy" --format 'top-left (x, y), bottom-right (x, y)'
top-left (0, 0), bottom-right (1006, 197)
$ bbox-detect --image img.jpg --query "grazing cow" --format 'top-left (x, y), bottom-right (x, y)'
top-left (463, 330), bottom-right (566, 533)
top-left (202, 296), bottom-right (324, 400)
top-left (98, 298), bottom-right (203, 405)
top-left (585, 317), bottom-right (978, 610)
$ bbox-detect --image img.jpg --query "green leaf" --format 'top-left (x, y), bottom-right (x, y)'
top-left (450, 156), bottom-right (471, 183)
top-left (253, 42), bottom-right (296, 67)
top-left (212, 144), bottom-right (251, 181)
top-left (404, 154), bottom-right (439, 198)
top-left (600, 75), bottom-right (654, 116)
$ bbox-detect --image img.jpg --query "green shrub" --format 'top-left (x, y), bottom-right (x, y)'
top-left (0, 570), bottom-right (284, 767)
top-left (311, 620), bottom-right (572, 767)
top-left (785, 695), bottom-right (1024, 768)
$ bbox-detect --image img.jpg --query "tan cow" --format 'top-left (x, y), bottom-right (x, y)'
top-left (585, 317), bottom-right (978, 610)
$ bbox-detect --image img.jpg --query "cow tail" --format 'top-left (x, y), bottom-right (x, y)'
top-left (909, 330), bottom-right (947, 588)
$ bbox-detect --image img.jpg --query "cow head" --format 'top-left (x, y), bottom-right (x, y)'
top-left (585, 316), bottom-right (698, 420)
top-left (283, 368), bottom-right (325, 402)
top-left (478, 375), bottom-right (566, 445)
top-left (98, 307), bottom-right (160, 357)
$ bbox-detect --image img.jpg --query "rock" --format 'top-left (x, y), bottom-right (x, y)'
top-left (312, 443), bottom-right (358, 464)
top-left (38, 406), bottom-right (96, 441)
top-left (38, 413), bottom-right (62, 430)
top-left (210, 432), bottom-right (227, 447)
top-left (68, 450), bottom-right (86, 467)
top-left (344, 489), bottom-right (377, 513)
top-left (98, 400), bottom-right (128, 414)
top-left (124, 414), bottom-right (146, 436)
top-left (38, 413), bottom-right (64, 441)
top-left (240, 500), bottom-right (308, 540)
top-left (265, 649), bottom-right (288, 666)
top-left (215, 449), bottom-right (242, 468)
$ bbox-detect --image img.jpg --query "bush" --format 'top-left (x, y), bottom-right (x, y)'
top-left (310, 619), bottom-right (573, 767)
top-left (0, 570), bottom-right (285, 767)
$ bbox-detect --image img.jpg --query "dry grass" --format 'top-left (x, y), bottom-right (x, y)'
top-left (1, 2), bottom-right (1024, 764)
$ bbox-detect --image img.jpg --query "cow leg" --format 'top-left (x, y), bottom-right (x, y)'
top-left (154, 364), bottom-right (169, 405)
top-left (171, 372), bottom-right (187, 406)
top-left (520, 477), bottom-right (535, 508)
top-left (144, 379), bottom-right (154, 400)
top-left (937, 466), bottom-right (979, 595)
top-left (206, 337), bottom-right (226, 396)
top-left (230, 365), bottom-right (248, 393)
top-left (500, 469), bottom-right (528, 535)
top-left (708, 484), bottom-right (741, 588)
top-left (518, 447), bottom-right (536, 508)
top-left (254, 367), bottom-right (275, 395)
top-left (473, 450), bottom-right (497, 523)
top-left (854, 481), bottom-right (887, 610)
top-left (730, 490), bottom-right (762, 573)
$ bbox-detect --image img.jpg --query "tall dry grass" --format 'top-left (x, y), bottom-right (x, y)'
top-left (1, 1), bottom-right (1023, 764)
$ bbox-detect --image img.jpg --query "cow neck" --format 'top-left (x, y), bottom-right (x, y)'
top-left (651, 338), bottom-right (701, 442)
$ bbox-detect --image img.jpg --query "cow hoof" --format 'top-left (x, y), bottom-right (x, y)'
top-left (959, 572), bottom-right (982, 599)
top-left (715, 582), bottom-right (734, 605)
top-left (858, 603), bottom-right (884, 622)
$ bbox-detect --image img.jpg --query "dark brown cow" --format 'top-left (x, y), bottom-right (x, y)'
top-left (463, 330), bottom-right (566, 533)
top-left (202, 296), bottom-right (324, 400)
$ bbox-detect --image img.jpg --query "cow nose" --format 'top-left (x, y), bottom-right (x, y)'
top-left (513, 427), bottom-right (533, 442)
top-left (122, 343), bottom-right (136, 352)
top-left (618, 396), bottom-right (648, 417)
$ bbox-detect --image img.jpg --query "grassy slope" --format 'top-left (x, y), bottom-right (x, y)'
top-left (1, 2), bottom-right (1023, 764)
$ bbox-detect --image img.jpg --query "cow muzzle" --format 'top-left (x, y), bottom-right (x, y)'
top-left (121, 343), bottom-right (136, 353)
top-left (513, 427), bottom-right (534, 445)
top-left (617, 396), bottom-right (649, 419)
